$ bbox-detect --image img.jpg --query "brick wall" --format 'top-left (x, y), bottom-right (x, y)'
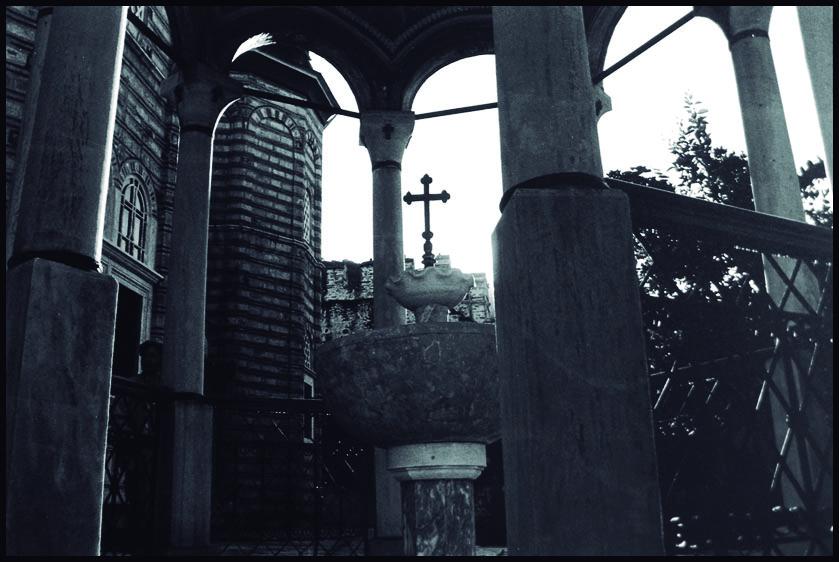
top-left (5, 6), bottom-right (38, 208)
top-left (207, 84), bottom-right (326, 398)
top-left (6, 6), bottom-right (328, 401)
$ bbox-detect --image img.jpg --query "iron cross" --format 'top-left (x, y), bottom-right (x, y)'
top-left (404, 174), bottom-right (450, 268)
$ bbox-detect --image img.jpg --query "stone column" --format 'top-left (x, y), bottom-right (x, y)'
top-left (388, 443), bottom-right (486, 556)
top-left (6, 6), bottom-right (52, 271)
top-left (359, 110), bottom-right (416, 552)
top-left (797, 6), bottom-right (833, 186)
top-left (157, 65), bottom-right (241, 551)
top-left (359, 110), bottom-right (416, 330)
top-left (699, 6), bottom-right (819, 302)
top-left (5, 7), bottom-right (127, 555)
top-left (699, 7), bottom-right (831, 525)
top-left (697, 7), bottom-right (806, 223)
top-left (491, 6), bottom-right (664, 555)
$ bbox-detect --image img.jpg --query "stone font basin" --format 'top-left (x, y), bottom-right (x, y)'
top-left (315, 323), bottom-right (500, 447)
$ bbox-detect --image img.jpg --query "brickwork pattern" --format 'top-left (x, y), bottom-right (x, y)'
top-left (6, 6), bottom-right (327, 401)
top-left (207, 80), bottom-right (325, 399)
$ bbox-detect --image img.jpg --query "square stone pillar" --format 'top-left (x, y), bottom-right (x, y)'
top-left (6, 260), bottom-right (118, 554)
top-left (5, 6), bottom-right (127, 555)
top-left (491, 6), bottom-right (664, 554)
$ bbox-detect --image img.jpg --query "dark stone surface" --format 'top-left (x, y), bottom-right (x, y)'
top-left (402, 480), bottom-right (475, 556)
top-left (163, 400), bottom-right (214, 548)
top-left (315, 323), bottom-right (499, 447)
top-left (493, 188), bottom-right (664, 555)
top-left (366, 536), bottom-right (403, 556)
top-left (6, 258), bottom-right (118, 555)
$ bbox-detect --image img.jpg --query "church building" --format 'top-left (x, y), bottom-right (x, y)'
top-left (5, 5), bottom-right (832, 558)
top-left (7, 6), bottom-right (331, 400)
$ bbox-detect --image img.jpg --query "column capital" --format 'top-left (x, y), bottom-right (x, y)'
top-left (359, 110), bottom-right (416, 167)
top-left (695, 6), bottom-right (773, 44)
top-left (386, 442), bottom-right (486, 481)
top-left (160, 63), bottom-right (243, 131)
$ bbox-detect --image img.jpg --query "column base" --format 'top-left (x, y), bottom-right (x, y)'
top-left (387, 443), bottom-right (486, 556)
top-left (157, 397), bottom-right (214, 550)
top-left (6, 258), bottom-right (118, 555)
top-left (374, 447), bottom-right (403, 538)
top-left (366, 536), bottom-right (403, 556)
top-left (493, 187), bottom-right (664, 555)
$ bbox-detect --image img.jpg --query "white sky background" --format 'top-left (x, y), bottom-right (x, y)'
top-left (311, 6), bottom-right (829, 290)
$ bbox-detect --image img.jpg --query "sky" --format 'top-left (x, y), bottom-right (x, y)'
top-left (310, 6), bottom-right (830, 291)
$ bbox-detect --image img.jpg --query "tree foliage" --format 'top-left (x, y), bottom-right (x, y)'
top-left (670, 96), bottom-right (754, 210)
top-left (608, 95), bottom-right (830, 373)
top-left (608, 97), bottom-right (832, 549)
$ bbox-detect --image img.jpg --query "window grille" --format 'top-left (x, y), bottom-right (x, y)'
top-left (117, 175), bottom-right (148, 262)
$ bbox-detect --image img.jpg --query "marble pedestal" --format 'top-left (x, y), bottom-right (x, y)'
top-left (493, 187), bottom-right (664, 555)
top-left (388, 443), bottom-right (486, 556)
top-left (6, 258), bottom-right (118, 554)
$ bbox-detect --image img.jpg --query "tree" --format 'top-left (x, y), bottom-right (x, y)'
top-left (670, 95), bottom-right (754, 210)
top-left (608, 96), bottom-right (831, 552)
top-left (799, 159), bottom-right (832, 228)
top-left (608, 97), bottom-right (767, 372)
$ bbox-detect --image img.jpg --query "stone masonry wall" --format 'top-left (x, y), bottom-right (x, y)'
top-left (320, 256), bottom-right (494, 343)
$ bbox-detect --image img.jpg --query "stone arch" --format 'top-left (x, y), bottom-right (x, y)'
top-left (305, 129), bottom-right (320, 162)
top-left (221, 102), bottom-right (250, 130)
top-left (585, 6), bottom-right (628, 82)
top-left (395, 9), bottom-right (494, 110)
top-left (247, 104), bottom-right (302, 139)
top-left (211, 6), bottom-right (376, 109)
top-left (397, 6), bottom-right (628, 111)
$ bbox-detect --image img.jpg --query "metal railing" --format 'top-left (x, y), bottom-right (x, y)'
top-left (211, 395), bottom-right (373, 556)
top-left (101, 381), bottom-right (373, 556)
top-left (101, 181), bottom-right (832, 556)
top-left (101, 375), bottom-right (166, 556)
top-left (611, 178), bottom-right (833, 556)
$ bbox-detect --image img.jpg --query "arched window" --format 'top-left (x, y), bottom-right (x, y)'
top-left (117, 175), bottom-right (148, 262)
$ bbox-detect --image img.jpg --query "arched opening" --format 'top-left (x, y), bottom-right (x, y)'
top-left (598, 7), bottom-right (744, 180)
top-left (309, 52), bottom-right (372, 265)
top-left (598, 6), bottom-right (828, 201)
top-left (403, 55), bottom-right (500, 294)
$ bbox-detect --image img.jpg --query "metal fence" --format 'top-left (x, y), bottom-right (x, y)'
top-left (612, 178), bottom-right (833, 556)
top-left (101, 181), bottom-right (832, 556)
top-left (211, 396), bottom-right (373, 556)
top-left (101, 376), bottom-right (165, 556)
top-left (101, 383), bottom-right (372, 556)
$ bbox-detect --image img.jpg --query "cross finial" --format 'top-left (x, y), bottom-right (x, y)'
top-left (403, 174), bottom-right (450, 268)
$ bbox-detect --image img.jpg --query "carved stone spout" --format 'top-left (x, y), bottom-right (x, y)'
top-left (385, 266), bottom-right (474, 322)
